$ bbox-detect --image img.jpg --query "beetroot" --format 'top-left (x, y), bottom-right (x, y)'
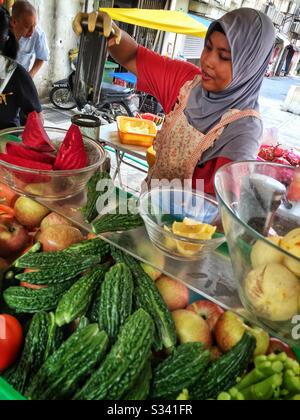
top-left (6, 143), bottom-right (55, 165)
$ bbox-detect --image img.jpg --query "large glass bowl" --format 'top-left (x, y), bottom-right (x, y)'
top-left (215, 161), bottom-right (300, 347)
top-left (0, 127), bottom-right (107, 201)
top-left (139, 187), bottom-right (226, 261)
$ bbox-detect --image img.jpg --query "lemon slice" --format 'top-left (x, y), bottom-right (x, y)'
top-left (164, 225), bottom-right (177, 250)
top-left (176, 242), bottom-right (203, 257)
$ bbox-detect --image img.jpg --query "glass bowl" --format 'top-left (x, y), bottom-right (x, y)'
top-left (139, 187), bottom-right (226, 261)
top-left (0, 127), bottom-right (107, 201)
top-left (215, 161), bottom-right (300, 347)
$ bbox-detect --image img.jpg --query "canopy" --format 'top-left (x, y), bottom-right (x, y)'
top-left (100, 8), bottom-right (210, 38)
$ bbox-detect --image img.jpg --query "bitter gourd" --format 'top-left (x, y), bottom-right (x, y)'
top-left (190, 332), bottom-right (256, 400)
top-left (111, 247), bottom-right (176, 352)
top-left (55, 264), bottom-right (110, 327)
top-left (151, 343), bottom-right (211, 399)
top-left (81, 171), bottom-right (113, 223)
top-left (98, 263), bottom-right (133, 342)
top-left (73, 309), bottom-right (154, 400)
top-left (3, 281), bottom-right (73, 313)
top-left (92, 212), bottom-right (144, 234)
top-left (26, 324), bottom-right (108, 400)
top-left (124, 360), bottom-right (152, 400)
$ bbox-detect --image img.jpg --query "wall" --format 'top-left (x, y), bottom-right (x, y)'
top-left (29, 0), bottom-right (85, 98)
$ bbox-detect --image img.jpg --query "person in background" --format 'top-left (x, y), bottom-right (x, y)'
top-left (10, 0), bottom-right (49, 79)
top-left (0, 6), bottom-right (42, 130)
top-left (73, 8), bottom-right (275, 195)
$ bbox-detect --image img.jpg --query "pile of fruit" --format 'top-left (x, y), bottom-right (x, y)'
top-left (0, 112), bottom-right (88, 178)
top-left (0, 183), bottom-right (299, 400)
top-left (258, 143), bottom-right (300, 167)
top-left (136, 112), bottom-right (164, 126)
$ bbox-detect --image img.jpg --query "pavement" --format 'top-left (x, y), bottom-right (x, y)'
top-left (42, 75), bottom-right (300, 192)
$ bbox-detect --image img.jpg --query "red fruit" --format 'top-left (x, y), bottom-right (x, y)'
top-left (272, 157), bottom-right (291, 165)
top-left (6, 143), bottom-right (55, 165)
top-left (283, 150), bottom-right (300, 167)
top-left (258, 146), bottom-right (274, 161)
top-left (0, 314), bottom-right (23, 372)
top-left (0, 219), bottom-right (29, 257)
top-left (273, 144), bottom-right (285, 158)
top-left (186, 299), bottom-right (224, 331)
top-left (22, 111), bottom-right (55, 153)
top-left (0, 182), bottom-right (18, 207)
top-left (0, 153), bottom-right (52, 184)
top-left (54, 124), bottom-right (88, 170)
top-left (288, 175), bottom-right (300, 202)
top-left (267, 337), bottom-right (297, 360)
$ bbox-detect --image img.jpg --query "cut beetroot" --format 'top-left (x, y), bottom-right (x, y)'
top-left (22, 112), bottom-right (55, 153)
top-left (54, 124), bottom-right (88, 170)
top-left (0, 154), bottom-right (52, 184)
top-left (6, 143), bottom-right (55, 165)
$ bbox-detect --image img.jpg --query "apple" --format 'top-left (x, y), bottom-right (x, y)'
top-left (267, 337), bottom-right (297, 360)
top-left (172, 309), bottom-right (212, 349)
top-left (156, 276), bottom-right (189, 311)
top-left (214, 311), bottom-right (270, 356)
top-left (40, 212), bottom-right (73, 232)
top-left (14, 197), bottom-right (50, 227)
top-left (214, 311), bottom-right (246, 353)
top-left (141, 263), bottom-right (162, 281)
top-left (39, 225), bottom-right (84, 252)
top-left (186, 299), bottom-right (224, 331)
top-left (0, 219), bottom-right (29, 257)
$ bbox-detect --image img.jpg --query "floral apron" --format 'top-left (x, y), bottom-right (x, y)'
top-left (147, 75), bottom-right (261, 184)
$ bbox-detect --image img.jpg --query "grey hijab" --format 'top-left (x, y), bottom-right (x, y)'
top-left (185, 8), bottom-right (275, 164)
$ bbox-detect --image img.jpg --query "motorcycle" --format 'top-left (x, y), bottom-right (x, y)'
top-left (49, 71), bottom-right (138, 123)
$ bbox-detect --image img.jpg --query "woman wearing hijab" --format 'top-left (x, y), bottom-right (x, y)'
top-left (73, 8), bottom-right (275, 194)
top-left (0, 6), bottom-right (42, 130)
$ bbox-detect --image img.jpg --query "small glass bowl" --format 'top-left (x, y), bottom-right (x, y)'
top-left (0, 127), bottom-right (107, 201)
top-left (139, 187), bottom-right (226, 261)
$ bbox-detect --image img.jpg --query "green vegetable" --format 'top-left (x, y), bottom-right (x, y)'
top-left (55, 264), bottom-right (110, 327)
top-left (240, 373), bottom-right (283, 400)
top-left (3, 282), bottom-right (73, 313)
top-left (176, 389), bottom-right (190, 400)
top-left (151, 343), bottom-right (210, 399)
top-left (86, 283), bottom-right (102, 323)
top-left (73, 309), bottom-right (154, 400)
top-left (26, 324), bottom-right (108, 400)
top-left (111, 247), bottom-right (176, 352)
top-left (15, 254), bottom-right (102, 285)
top-left (5, 242), bottom-right (42, 280)
top-left (99, 263), bottom-right (134, 342)
top-left (81, 171), bottom-right (113, 223)
top-left (4, 312), bottom-right (62, 394)
top-left (65, 237), bottom-right (110, 258)
top-left (190, 332), bottom-right (256, 400)
top-left (123, 360), bottom-right (152, 400)
top-left (236, 361), bottom-right (284, 391)
top-left (92, 212), bottom-right (144, 234)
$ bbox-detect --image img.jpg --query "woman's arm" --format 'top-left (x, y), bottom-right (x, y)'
top-left (108, 30), bottom-right (138, 76)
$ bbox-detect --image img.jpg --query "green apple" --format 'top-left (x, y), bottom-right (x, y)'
top-left (14, 197), bottom-right (50, 227)
top-left (172, 309), bottom-right (212, 349)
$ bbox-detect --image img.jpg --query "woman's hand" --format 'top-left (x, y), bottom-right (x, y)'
top-left (72, 11), bottom-right (121, 46)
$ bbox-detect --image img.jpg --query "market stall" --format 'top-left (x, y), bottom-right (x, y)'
top-left (0, 115), bottom-right (300, 401)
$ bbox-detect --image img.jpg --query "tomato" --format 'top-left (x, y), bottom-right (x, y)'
top-left (0, 314), bottom-right (23, 372)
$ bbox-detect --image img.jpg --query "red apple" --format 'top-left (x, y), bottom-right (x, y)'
top-left (186, 299), bottom-right (225, 331)
top-left (14, 197), bottom-right (50, 227)
top-left (156, 276), bottom-right (189, 311)
top-left (0, 219), bottom-right (29, 257)
top-left (40, 212), bottom-right (73, 232)
top-left (39, 225), bottom-right (84, 252)
top-left (267, 337), bottom-right (297, 360)
top-left (172, 309), bottom-right (212, 349)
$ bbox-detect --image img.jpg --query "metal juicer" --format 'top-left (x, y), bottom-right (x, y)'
top-left (73, 18), bottom-right (110, 109)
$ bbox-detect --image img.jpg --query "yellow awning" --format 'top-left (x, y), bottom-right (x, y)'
top-left (100, 8), bottom-right (209, 38)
